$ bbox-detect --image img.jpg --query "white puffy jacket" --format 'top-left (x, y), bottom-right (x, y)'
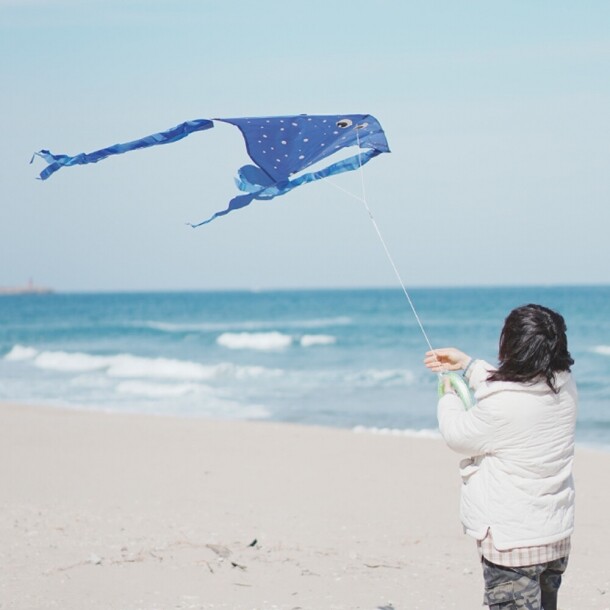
top-left (437, 359), bottom-right (577, 550)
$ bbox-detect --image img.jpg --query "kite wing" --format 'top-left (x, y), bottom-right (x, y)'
top-left (217, 114), bottom-right (389, 182)
top-left (32, 114), bottom-right (390, 225)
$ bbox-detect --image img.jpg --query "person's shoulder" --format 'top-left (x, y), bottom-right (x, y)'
top-left (475, 374), bottom-right (540, 400)
top-left (477, 370), bottom-right (575, 400)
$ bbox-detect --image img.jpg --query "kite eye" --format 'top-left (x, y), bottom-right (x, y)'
top-left (356, 122), bottom-right (368, 129)
top-left (336, 119), bottom-right (353, 129)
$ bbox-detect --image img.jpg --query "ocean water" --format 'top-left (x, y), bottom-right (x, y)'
top-left (0, 286), bottom-right (609, 449)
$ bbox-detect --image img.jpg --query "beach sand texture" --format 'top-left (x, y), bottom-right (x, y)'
top-left (1, 403), bottom-right (609, 610)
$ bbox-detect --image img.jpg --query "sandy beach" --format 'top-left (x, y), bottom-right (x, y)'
top-left (1, 402), bottom-right (609, 610)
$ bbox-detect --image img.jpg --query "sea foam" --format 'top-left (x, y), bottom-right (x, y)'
top-left (35, 350), bottom-right (113, 373)
top-left (352, 425), bottom-right (441, 439)
top-left (115, 380), bottom-right (204, 398)
top-left (111, 380), bottom-right (272, 420)
top-left (6, 345), bottom-right (281, 382)
top-left (346, 368), bottom-right (415, 386)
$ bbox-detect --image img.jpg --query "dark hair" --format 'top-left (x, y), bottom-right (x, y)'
top-left (487, 304), bottom-right (574, 393)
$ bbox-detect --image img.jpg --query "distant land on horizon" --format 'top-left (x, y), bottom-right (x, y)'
top-left (0, 280), bottom-right (53, 296)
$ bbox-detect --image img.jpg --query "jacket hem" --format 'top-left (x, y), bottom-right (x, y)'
top-left (464, 526), bottom-right (574, 550)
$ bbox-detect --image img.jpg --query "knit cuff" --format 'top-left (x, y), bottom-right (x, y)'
top-left (462, 358), bottom-right (476, 379)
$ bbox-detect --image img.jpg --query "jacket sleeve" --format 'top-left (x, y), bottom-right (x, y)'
top-left (464, 359), bottom-right (495, 391)
top-left (437, 393), bottom-right (497, 456)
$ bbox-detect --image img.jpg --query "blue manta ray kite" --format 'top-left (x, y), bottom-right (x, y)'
top-left (33, 114), bottom-right (390, 226)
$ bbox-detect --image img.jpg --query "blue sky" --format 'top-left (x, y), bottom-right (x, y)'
top-left (1, 1), bottom-right (609, 291)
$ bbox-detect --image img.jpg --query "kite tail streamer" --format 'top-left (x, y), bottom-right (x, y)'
top-left (188, 192), bottom-right (257, 227)
top-left (189, 149), bottom-right (382, 227)
top-left (31, 118), bottom-right (214, 180)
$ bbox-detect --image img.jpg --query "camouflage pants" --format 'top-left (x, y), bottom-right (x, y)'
top-left (482, 555), bottom-right (569, 610)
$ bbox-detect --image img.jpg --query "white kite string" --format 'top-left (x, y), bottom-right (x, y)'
top-left (347, 127), bottom-right (439, 361)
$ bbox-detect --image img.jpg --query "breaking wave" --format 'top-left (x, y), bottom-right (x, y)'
top-left (136, 316), bottom-right (351, 333)
top-left (216, 332), bottom-right (337, 350)
top-left (3, 345), bottom-right (281, 381)
top-left (300, 334), bottom-right (336, 347)
top-left (217, 332), bottom-right (293, 350)
top-left (4, 345), bottom-right (38, 361)
top-left (593, 345), bottom-right (610, 356)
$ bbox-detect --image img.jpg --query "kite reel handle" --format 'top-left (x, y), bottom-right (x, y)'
top-left (437, 372), bottom-right (475, 410)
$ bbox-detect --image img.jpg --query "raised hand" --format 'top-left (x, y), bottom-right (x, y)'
top-left (424, 348), bottom-right (471, 372)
